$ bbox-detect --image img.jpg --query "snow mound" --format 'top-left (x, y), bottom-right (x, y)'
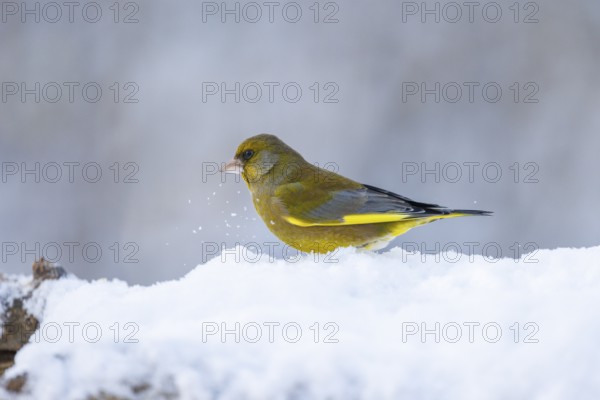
top-left (3, 246), bottom-right (600, 400)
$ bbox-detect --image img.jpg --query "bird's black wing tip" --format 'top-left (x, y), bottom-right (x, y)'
top-left (362, 183), bottom-right (441, 208)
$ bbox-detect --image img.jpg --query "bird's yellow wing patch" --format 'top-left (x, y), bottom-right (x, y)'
top-left (284, 213), bottom-right (410, 227)
top-left (284, 211), bottom-right (474, 227)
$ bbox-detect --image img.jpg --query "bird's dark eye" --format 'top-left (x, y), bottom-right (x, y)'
top-left (242, 149), bottom-right (254, 161)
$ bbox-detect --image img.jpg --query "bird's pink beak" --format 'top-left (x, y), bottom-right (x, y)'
top-left (222, 158), bottom-right (243, 174)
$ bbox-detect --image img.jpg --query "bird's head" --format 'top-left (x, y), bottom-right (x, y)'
top-left (223, 134), bottom-right (305, 186)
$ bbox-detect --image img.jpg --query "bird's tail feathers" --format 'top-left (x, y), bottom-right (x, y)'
top-left (423, 209), bottom-right (492, 221)
top-left (444, 209), bottom-right (493, 217)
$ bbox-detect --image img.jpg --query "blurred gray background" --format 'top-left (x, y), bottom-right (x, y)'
top-left (1, 0), bottom-right (599, 284)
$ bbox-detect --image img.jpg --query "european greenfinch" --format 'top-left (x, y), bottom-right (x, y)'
top-left (224, 134), bottom-right (491, 253)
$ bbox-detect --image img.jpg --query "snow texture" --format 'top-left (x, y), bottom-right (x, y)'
top-left (2, 246), bottom-right (600, 400)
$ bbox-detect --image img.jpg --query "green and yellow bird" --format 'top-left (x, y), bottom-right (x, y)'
top-left (224, 134), bottom-right (491, 253)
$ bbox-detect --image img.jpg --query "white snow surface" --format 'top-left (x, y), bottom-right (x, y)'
top-left (2, 246), bottom-right (600, 400)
